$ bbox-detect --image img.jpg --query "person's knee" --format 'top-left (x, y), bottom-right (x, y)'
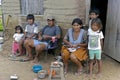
top-left (70, 54), bottom-right (78, 62)
top-left (35, 45), bottom-right (41, 51)
top-left (89, 59), bottom-right (94, 63)
top-left (70, 54), bottom-right (76, 59)
top-left (25, 39), bottom-right (34, 47)
top-left (19, 40), bottom-right (23, 46)
top-left (97, 59), bottom-right (101, 62)
top-left (24, 39), bottom-right (29, 46)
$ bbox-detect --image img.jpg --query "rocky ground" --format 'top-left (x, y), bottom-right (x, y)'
top-left (0, 35), bottom-right (120, 80)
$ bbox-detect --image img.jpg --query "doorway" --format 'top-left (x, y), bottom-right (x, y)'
top-left (90, 0), bottom-right (108, 35)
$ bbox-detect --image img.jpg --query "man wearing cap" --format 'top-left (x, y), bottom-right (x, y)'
top-left (24, 16), bottom-right (61, 63)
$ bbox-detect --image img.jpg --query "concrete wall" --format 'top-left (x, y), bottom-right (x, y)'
top-left (43, 0), bottom-right (86, 28)
top-left (1, 0), bottom-right (21, 34)
top-left (1, 0), bottom-right (87, 33)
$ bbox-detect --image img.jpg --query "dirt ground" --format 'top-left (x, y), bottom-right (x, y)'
top-left (0, 38), bottom-right (120, 80)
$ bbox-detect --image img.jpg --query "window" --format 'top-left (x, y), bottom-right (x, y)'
top-left (20, 0), bottom-right (44, 15)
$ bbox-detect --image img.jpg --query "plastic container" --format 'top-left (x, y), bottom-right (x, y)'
top-left (0, 37), bottom-right (3, 51)
top-left (10, 74), bottom-right (18, 80)
top-left (0, 37), bottom-right (3, 43)
top-left (32, 64), bottom-right (43, 73)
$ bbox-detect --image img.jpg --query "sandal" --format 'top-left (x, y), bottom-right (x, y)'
top-left (21, 57), bottom-right (33, 62)
top-left (19, 59), bottom-right (31, 62)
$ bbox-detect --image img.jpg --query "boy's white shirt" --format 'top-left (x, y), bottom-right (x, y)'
top-left (34, 27), bottom-right (39, 33)
top-left (24, 23), bottom-right (39, 38)
top-left (88, 29), bottom-right (104, 50)
top-left (89, 19), bottom-right (92, 29)
top-left (25, 23), bottom-right (38, 33)
top-left (13, 33), bottom-right (24, 42)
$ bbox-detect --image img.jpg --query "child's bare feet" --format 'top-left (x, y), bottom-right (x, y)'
top-left (96, 72), bottom-right (102, 78)
top-left (84, 73), bottom-right (93, 80)
top-left (75, 68), bottom-right (83, 76)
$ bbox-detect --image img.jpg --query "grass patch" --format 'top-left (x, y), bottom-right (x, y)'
top-left (0, 6), bottom-right (3, 31)
top-left (0, 18), bottom-right (3, 31)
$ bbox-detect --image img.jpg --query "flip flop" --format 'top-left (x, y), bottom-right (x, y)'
top-left (20, 58), bottom-right (32, 62)
top-left (8, 58), bottom-right (20, 61)
top-left (19, 59), bottom-right (29, 62)
top-left (8, 57), bottom-right (31, 62)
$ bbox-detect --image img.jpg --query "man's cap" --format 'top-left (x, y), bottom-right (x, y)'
top-left (47, 16), bottom-right (55, 20)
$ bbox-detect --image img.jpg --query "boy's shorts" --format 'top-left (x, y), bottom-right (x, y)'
top-left (33, 40), bottom-right (48, 49)
top-left (89, 50), bottom-right (101, 60)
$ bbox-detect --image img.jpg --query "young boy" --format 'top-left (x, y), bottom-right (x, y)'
top-left (89, 8), bottom-right (100, 29)
top-left (18, 14), bottom-right (39, 56)
top-left (24, 14), bottom-right (38, 39)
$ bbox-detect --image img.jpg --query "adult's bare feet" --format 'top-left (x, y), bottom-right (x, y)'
top-left (75, 68), bottom-right (83, 76)
top-left (64, 66), bottom-right (68, 74)
top-left (33, 58), bottom-right (39, 63)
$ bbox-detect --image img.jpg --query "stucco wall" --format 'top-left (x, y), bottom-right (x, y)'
top-left (43, 0), bottom-right (86, 28)
top-left (1, 0), bottom-right (21, 34)
top-left (1, 0), bottom-right (87, 32)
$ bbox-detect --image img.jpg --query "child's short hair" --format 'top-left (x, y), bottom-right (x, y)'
top-left (15, 25), bottom-right (24, 33)
top-left (26, 14), bottom-right (35, 21)
top-left (89, 8), bottom-right (100, 15)
top-left (72, 18), bottom-right (83, 25)
top-left (91, 18), bottom-right (103, 31)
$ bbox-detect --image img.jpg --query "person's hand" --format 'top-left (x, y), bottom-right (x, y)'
top-left (68, 43), bottom-right (73, 48)
top-left (26, 37), bottom-right (31, 40)
top-left (38, 36), bottom-right (42, 41)
top-left (43, 35), bottom-right (50, 40)
top-left (72, 44), bottom-right (78, 48)
top-left (52, 36), bottom-right (56, 42)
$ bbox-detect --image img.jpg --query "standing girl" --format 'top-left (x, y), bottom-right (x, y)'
top-left (12, 25), bottom-right (24, 56)
top-left (88, 18), bottom-right (104, 76)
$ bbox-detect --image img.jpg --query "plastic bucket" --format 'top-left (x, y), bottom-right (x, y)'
top-left (0, 37), bottom-right (3, 51)
top-left (32, 64), bottom-right (43, 73)
top-left (0, 37), bottom-right (3, 43)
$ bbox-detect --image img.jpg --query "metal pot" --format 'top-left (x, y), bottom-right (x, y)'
top-left (38, 70), bottom-right (47, 79)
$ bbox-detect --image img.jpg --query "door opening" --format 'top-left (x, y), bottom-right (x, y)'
top-left (91, 0), bottom-right (108, 35)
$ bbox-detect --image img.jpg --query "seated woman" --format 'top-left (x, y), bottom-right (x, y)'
top-left (61, 18), bottom-right (88, 75)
